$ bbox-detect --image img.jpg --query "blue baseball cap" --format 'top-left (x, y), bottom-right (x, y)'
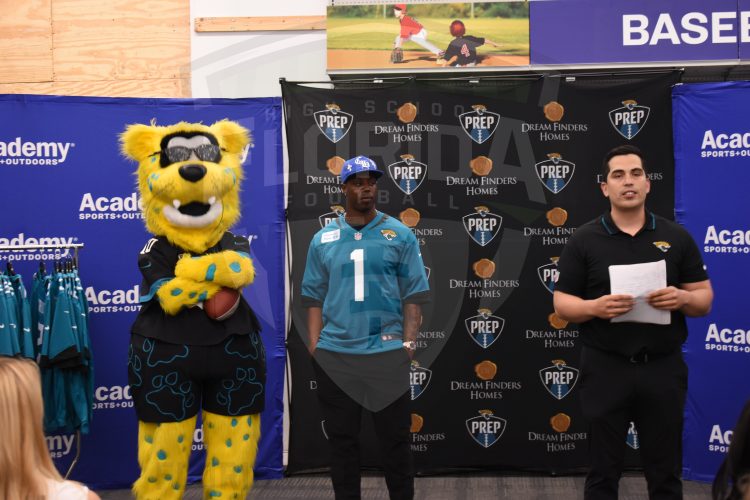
top-left (340, 155), bottom-right (384, 184)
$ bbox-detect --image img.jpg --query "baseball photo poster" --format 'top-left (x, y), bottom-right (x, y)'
top-left (327, 2), bottom-right (529, 71)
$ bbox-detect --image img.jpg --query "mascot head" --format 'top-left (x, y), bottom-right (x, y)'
top-left (121, 120), bottom-right (250, 254)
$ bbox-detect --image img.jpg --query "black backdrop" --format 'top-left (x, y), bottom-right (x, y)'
top-left (282, 73), bottom-right (679, 474)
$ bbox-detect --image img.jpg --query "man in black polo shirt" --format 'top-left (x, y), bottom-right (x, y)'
top-left (554, 145), bottom-right (713, 500)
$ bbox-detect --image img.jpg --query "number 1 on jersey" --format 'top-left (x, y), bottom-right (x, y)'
top-left (350, 248), bottom-right (364, 301)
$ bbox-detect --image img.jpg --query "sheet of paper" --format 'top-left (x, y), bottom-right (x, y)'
top-left (608, 260), bottom-right (670, 325)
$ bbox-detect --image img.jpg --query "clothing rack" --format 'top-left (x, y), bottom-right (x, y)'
top-left (0, 242), bottom-right (85, 479)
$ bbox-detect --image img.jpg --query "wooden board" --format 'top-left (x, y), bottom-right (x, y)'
top-left (0, 78), bottom-right (190, 97)
top-left (195, 15), bottom-right (326, 32)
top-left (0, 0), bottom-right (53, 83)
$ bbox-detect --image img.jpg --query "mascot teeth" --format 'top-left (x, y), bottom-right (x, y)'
top-left (173, 199), bottom-right (181, 208)
top-left (163, 200), bottom-right (223, 228)
top-left (209, 196), bottom-right (217, 204)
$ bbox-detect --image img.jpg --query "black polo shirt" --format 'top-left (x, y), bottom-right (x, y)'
top-left (131, 231), bottom-right (261, 346)
top-left (556, 210), bottom-right (708, 358)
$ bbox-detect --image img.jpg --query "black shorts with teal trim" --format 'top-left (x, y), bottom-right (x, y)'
top-left (128, 333), bottom-right (266, 422)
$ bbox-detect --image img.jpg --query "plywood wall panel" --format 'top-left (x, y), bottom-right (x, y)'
top-left (0, 78), bottom-right (190, 98)
top-left (52, 0), bottom-right (190, 82)
top-left (0, 0), bottom-right (53, 83)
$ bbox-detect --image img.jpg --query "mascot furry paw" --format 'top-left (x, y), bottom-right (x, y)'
top-left (122, 120), bottom-right (265, 500)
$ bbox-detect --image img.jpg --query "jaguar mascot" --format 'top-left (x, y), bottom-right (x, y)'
top-left (121, 120), bottom-right (265, 500)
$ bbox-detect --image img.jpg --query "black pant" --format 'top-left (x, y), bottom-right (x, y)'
top-left (579, 346), bottom-right (688, 500)
top-left (312, 349), bottom-right (413, 500)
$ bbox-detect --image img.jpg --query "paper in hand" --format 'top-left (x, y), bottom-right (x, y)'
top-left (608, 260), bottom-right (670, 325)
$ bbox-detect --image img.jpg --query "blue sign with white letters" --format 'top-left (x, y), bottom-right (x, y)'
top-left (673, 82), bottom-right (750, 482)
top-left (531, 0), bottom-right (741, 65)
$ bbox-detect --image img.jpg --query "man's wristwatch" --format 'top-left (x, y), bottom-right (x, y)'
top-left (402, 341), bottom-right (417, 351)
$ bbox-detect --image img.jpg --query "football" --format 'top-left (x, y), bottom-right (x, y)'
top-left (204, 287), bottom-right (241, 321)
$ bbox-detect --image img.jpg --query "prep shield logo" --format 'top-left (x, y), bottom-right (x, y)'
top-left (609, 100), bottom-right (650, 140)
top-left (314, 103), bottom-right (353, 143)
top-left (459, 105), bottom-right (500, 144)
top-left (409, 361), bottom-right (432, 400)
top-left (388, 154), bottom-right (427, 195)
top-left (466, 410), bottom-right (507, 448)
top-left (463, 206), bottom-right (502, 247)
top-left (465, 308), bottom-right (505, 349)
top-left (535, 153), bottom-right (575, 194)
top-left (626, 421), bottom-right (640, 449)
top-left (539, 360), bottom-right (579, 400)
top-left (319, 205), bottom-right (346, 228)
top-left (537, 257), bottom-right (559, 294)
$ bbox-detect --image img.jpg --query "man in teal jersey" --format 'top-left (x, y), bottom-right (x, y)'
top-left (301, 155), bottom-right (429, 500)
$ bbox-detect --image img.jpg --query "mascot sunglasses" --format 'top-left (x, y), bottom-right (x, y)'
top-left (150, 144), bottom-right (223, 163)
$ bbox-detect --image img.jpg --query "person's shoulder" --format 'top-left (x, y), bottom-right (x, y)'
top-left (46, 478), bottom-right (92, 500)
top-left (570, 216), bottom-right (602, 237)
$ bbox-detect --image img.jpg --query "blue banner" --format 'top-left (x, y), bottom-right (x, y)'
top-left (0, 94), bottom-right (285, 489)
top-left (531, 0), bottom-right (740, 65)
top-left (672, 82), bottom-right (750, 482)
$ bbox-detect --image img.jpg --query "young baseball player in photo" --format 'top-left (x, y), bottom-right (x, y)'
top-left (441, 19), bottom-right (500, 67)
top-left (391, 4), bottom-right (444, 64)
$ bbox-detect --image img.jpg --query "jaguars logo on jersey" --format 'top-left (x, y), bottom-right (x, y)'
top-left (381, 229), bottom-right (397, 241)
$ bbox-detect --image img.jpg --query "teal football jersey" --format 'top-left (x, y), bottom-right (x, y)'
top-left (301, 211), bottom-right (429, 354)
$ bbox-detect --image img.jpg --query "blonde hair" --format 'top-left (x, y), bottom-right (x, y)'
top-left (0, 356), bottom-right (63, 499)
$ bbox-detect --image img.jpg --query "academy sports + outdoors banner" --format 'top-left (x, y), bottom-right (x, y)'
top-left (282, 73), bottom-right (678, 474)
top-left (673, 82), bottom-right (750, 482)
top-left (0, 94), bottom-right (285, 489)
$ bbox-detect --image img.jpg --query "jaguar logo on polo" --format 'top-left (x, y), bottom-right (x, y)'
top-left (388, 154), bottom-right (427, 195)
top-left (318, 205), bottom-right (345, 228)
top-left (409, 360), bottom-right (432, 400)
top-left (537, 257), bottom-right (560, 294)
top-left (626, 421), bottom-right (639, 450)
top-left (653, 241), bottom-right (671, 253)
top-left (539, 360), bottom-right (579, 400)
top-left (381, 229), bottom-right (397, 241)
top-left (314, 103), bottom-right (353, 143)
top-left (463, 206), bottom-right (502, 247)
top-left (465, 308), bottom-right (505, 349)
top-left (459, 104), bottom-right (500, 144)
top-left (536, 153), bottom-right (575, 194)
top-left (466, 409), bottom-right (507, 448)
top-left (609, 99), bottom-right (650, 140)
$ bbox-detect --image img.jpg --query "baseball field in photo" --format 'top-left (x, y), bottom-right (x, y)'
top-left (327, 3), bottom-right (529, 70)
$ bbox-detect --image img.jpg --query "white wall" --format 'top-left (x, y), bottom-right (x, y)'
top-left (191, 0), bottom-right (329, 98)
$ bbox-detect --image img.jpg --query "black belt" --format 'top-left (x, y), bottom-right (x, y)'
top-left (627, 349), bottom-right (672, 365)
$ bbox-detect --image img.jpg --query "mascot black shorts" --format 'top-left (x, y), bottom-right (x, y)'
top-left (128, 333), bottom-right (266, 422)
